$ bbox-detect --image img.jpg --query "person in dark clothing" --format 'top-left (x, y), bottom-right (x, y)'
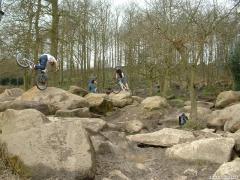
top-left (179, 113), bottom-right (188, 127)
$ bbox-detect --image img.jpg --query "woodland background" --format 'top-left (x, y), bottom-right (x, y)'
top-left (0, 0), bottom-right (240, 121)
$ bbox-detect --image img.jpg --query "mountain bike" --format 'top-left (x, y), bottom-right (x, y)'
top-left (105, 81), bottom-right (128, 94)
top-left (16, 53), bottom-right (48, 90)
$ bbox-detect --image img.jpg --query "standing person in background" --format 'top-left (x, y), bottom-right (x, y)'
top-left (88, 79), bottom-right (97, 93)
top-left (115, 66), bottom-right (129, 91)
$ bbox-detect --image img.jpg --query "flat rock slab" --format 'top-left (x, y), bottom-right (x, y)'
top-left (166, 138), bottom-right (235, 164)
top-left (127, 128), bottom-right (194, 147)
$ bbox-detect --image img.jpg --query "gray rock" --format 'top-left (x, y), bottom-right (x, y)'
top-left (48, 117), bottom-right (106, 133)
top-left (0, 100), bottom-right (51, 115)
top-left (141, 96), bottom-right (169, 111)
top-left (213, 158), bottom-right (240, 177)
top-left (0, 109), bottom-right (49, 135)
top-left (84, 93), bottom-right (113, 115)
top-left (0, 120), bottom-right (95, 179)
top-left (109, 92), bottom-right (133, 108)
top-left (125, 120), bottom-right (144, 133)
top-left (215, 91), bottom-right (240, 109)
top-left (183, 168), bottom-right (198, 176)
top-left (207, 104), bottom-right (240, 132)
top-left (108, 170), bottom-right (130, 180)
top-left (0, 88), bottom-right (24, 102)
top-left (17, 86), bottom-right (89, 111)
top-left (68, 85), bottom-right (88, 96)
top-left (55, 107), bottom-right (91, 117)
top-left (127, 128), bottom-right (194, 147)
top-left (166, 138), bottom-right (235, 163)
top-left (132, 96), bottom-right (144, 103)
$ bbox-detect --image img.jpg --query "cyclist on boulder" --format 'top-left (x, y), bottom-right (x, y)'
top-left (115, 66), bottom-right (129, 91)
top-left (33, 54), bottom-right (58, 71)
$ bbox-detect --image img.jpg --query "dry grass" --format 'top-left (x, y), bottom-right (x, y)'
top-left (0, 143), bottom-right (31, 179)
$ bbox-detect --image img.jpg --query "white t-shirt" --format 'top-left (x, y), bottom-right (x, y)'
top-left (42, 54), bottom-right (57, 63)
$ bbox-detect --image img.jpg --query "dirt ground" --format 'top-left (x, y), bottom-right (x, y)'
top-left (94, 103), bottom-right (220, 180)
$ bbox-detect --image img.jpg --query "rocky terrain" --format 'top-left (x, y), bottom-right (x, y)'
top-left (0, 86), bottom-right (239, 180)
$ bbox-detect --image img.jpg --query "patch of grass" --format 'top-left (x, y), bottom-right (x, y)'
top-left (200, 85), bottom-right (218, 97)
top-left (0, 143), bottom-right (31, 179)
top-left (169, 98), bottom-right (185, 108)
top-left (183, 120), bottom-right (206, 130)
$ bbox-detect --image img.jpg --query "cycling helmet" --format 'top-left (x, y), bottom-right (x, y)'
top-left (115, 66), bottom-right (121, 70)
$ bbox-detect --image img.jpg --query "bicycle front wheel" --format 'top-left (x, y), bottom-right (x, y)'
top-left (36, 72), bottom-right (48, 90)
top-left (16, 53), bottom-right (30, 68)
top-left (112, 83), bottom-right (121, 94)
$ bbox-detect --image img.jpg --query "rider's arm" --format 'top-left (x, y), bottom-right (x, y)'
top-left (34, 62), bottom-right (47, 70)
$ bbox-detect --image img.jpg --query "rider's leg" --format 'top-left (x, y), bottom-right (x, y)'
top-left (122, 77), bottom-right (129, 90)
top-left (118, 80), bottom-right (125, 90)
top-left (34, 55), bottom-right (48, 70)
top-left (125, 83), bottom-right (129, 90)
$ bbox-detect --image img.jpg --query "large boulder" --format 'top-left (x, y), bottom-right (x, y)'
top-left (55, 107), bottom-right (91, 118)
top-left (0, 100), bottom-right (51, 115)
top-left (207, 104), bottom-right (240, 132)
top-left (183, 106), bottom-right (211, 119)
top-left (109, 92), bottom-right (133, 108)
top-left (68, 85), bottom-right (88, 97)
top-left (0, 120), bottom-right (95, 179)
top-left (166, 138), bottom-right (235, 163)
top-left (17, 86), bottom-right (89, 111)
top-left (84, 93), bottom-right (113, 114)
top-left (0, 88), bottom-right (24, 102)
top-left (0, 109), bottom-right (49, 134)
top-left (132, 96), bottom-right (144, 103)
top-left (213, 158), bottom-right (240, 177)
top-left (141, 96), bottom-right (169, 111)
top-left (225, 130), bottom-right (240, 153)
top-left (127, 128), bottom-right (194, 147)
top-left (48, 117), bottom-right (106, 133)
top-left (124, 120), bottom-right (144, 133)
top-left (215, 91), bottom-right (240, 109)
top-left (224, 118), bottom-right (240, 133)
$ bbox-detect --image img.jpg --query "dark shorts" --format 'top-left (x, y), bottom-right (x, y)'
top-left (35, 55), bottom-right (48, 70)
top-left (118, 77), bottom-right (127, 85)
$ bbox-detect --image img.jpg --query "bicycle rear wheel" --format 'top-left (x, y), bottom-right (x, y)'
top-left (112, 83), bottom-right (121, 94)
top-left (36, 72), bottom-right (48, 90)
top-left (16, 53), bottom-right (30, 68)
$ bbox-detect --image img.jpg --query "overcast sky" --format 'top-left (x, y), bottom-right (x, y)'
top-left (110, 0), bottom-right (234, 8)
